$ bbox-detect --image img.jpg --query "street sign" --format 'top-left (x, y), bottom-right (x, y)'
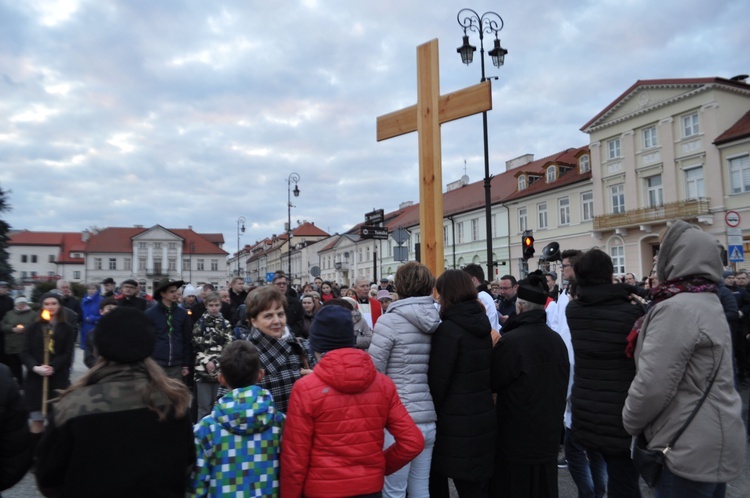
top-left (725, 210), bottom-right (741, 227)
top-left (364, 209), bottom-right (385, 226)
top-left (729, 245), bottom-right (745, 262)
top-left (393, 246), bottom-right (409, 262)
top-left (392, 227), bottom-right (410, 245)
top-left (265, 272), bottom-right (275, 282)
top-left (361, 225), bottom-right (389, 240)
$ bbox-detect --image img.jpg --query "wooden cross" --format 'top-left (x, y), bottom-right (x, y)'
top-left (376, 39), bottom-right (492, 278)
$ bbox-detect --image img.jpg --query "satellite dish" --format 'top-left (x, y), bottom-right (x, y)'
top-left (541, 242), bottom-right (561, 262)
top-left (460, 174), bottom-right (470, 185)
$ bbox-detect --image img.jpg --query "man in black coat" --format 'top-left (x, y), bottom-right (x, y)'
top-left (273, 274), bottom-right (305, 337)
top-left (491, 274), bottom-right (569, 497)
top-left (566, 249), bottom-right (645, 498)
top-left (116, 279), bottom-right (148, 311)
top-left (0, 363), bottom-right (34, 492)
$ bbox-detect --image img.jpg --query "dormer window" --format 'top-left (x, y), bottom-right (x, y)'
top-left (546, 166), bottom-right (557, 183)
top-left (518, 175), bottom-right (527, 191)
top-left (580, 155), bottom-right (590, 173)
top-left (528, 174), bottom-right (541, 185)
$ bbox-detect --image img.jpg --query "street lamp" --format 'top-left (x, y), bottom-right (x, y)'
top-left (287, 172), bottom-right (300, 281)
top-left (236, 216), bottom-right (246, 277)
top-left (456, 8), bottom-right (507, 280)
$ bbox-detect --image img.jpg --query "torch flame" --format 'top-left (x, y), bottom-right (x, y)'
top-left (41, 309), bottom-right (51, 321)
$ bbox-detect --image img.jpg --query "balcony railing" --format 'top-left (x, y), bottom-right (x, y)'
top-left (594, 198), bottom-right (711, 230)
top-left (334, 262), bottom-right (350, 271)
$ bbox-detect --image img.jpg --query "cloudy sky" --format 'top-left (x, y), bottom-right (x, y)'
top-left (1, 0), bottom-right (748, 254)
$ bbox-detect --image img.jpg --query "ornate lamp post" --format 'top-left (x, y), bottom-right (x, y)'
top-left (287, 172), bottom-right (300, 280)
top-left (456, 8), bottom-right (507, 280)
top-left (236, 216), bottom-right (246, 277)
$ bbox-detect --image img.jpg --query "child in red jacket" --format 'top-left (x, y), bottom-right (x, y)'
top-left (281, 306), bottom-right (424, 498)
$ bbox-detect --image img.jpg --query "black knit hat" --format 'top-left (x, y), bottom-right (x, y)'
top-left (516, 273), bottom-right (549, 305)
top-left (95, 307), bottom-right (156, 363)
top-left (308, 305), bottom-right (355, 354)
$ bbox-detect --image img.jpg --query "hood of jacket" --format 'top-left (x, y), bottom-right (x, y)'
top-left (314, 348), bottom-right (377, 394)
top-left (441, 299), bottom-right (491, 339)
top-left (384, 295), bottom-right (441, 335)
top-left (657, 220), bottom-right (723, 284)
top-left (212, 385), bottom-right (281, 436)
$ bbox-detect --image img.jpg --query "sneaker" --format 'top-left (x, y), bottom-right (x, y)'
top-left (557, 457), bottom-right (568, 469)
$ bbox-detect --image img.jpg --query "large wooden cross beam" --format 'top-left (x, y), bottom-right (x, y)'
top-left (376, 39), bottom-right (492, 278)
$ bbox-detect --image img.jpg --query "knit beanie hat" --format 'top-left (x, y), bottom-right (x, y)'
top-left (39, 292), bottom-right (62, 305)
top-left (308, 305), bottom-right (355, 354)
top-left (183, 285), bottom-right (197, 297)
top-left (95, 307), bottom-right (156, 363)
top-left (723, 269), bottom-right (735, 279)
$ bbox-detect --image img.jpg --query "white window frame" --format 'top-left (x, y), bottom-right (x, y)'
top-left (643, 126), bottom-right (658, 149)
top-left (471, 218), bottom-right (479, 241)
top-left (197, 259), bottom-right (205, 271)
top-left (124, 257), bottom-right (132, 270)
top-left (518, 175), bottom-right (526, 191)
top-left (579, 155), bottom-right (590, 173)
top-left (457, 222), bottom-right (465, 244)
top-left (547, 166), bottom-right (557, 183)
top-left (611, 184), bottom-right (625, 214)
top-left (685, 166), bottom-right (705, 199)
top-left (608, 138), bottom-right (621, 160)
top-left (518, 207), bottom-right (528, 232)
top-left (581, 191), bottom-right (594, 221)
top-left (108, 258), bottom-right (116, 270)
top-left (211, 259), bottom-right (218, 271)
top-left (538, 202), bottom-right (548, 229)
top-left (682, 112), bottom-right (700, 137)
top-left (558, 197), bottom-right (570, 225)
top-left (443, 225), bottom-right (449, 245)
top-left (646, 175), bottom-right (664, 208)
top-left (610, 243), bottom-right (625, 274)
top-left (94, 257), bottom-right (102, 270)
top-left (729, 154), bottom-right (750, 195)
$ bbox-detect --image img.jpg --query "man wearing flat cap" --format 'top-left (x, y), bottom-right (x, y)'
top-left (490, 273), bottom-right (569, 497)
top-left (145, 278), bottom-right (192, 381)
top-left (116, 279), bottom-right (147, 311)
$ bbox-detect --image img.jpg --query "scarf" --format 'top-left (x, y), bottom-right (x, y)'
top-left (626, 275), bottom-right (717, 357)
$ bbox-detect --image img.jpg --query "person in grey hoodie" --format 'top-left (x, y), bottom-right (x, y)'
top-left (369, 262), bottom-right (441, 498)
top-left (623, 220), bottom-right (745, 496)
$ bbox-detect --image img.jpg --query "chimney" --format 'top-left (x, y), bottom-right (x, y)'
top-left (506, 154), bottom-right (535, 170)
top-left (81, 230), bottom-right (90, 242)
top-left (399, 201), bottom-right (414, 209)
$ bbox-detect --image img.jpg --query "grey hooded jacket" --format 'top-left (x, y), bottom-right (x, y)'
top-left (369, 295), bottom-right (440, 425)
top-left (622, 220), bottom-right (745, 482)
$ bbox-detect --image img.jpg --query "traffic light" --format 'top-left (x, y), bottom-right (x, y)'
top-left (522, 230), bottom-right (535, 261)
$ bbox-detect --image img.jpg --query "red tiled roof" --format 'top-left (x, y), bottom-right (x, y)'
top-left (581, 77), bottom-right (750, 132)
top-left (292, 222), bottom-right (329, 237)
top-left (85, 226), bottom-right (228, 255)
top-left (58, 233), bottom-right (86, 264)
top-left (715, 109), bottom-right (750, 145)
top-left (503, 147), bottom-right (591, 202)
top-left (9, 231), bottom-right (71, 246)
top-left (201, 233), bottom-right (225, 245)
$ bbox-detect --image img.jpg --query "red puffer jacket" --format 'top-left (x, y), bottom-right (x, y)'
top-left (281, 348), bottom-right (424, 498)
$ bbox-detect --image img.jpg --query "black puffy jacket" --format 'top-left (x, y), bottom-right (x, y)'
top-left (566, 284), bottom-right (644, 455)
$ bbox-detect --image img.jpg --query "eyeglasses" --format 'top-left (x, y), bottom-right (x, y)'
top-left (274, 281), bottom-right (287, 287)
top-left (560, 264), bottom-right (573, 269)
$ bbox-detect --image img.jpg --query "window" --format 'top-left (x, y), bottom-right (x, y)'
top-left (138, 258), bottom-right (146, 271)
top-left (358, 249), bottom-right (362, 263)
top-left (579, 155), bottom-right (590, 173)
top-left (108, 258), bottom-right (117, 270)
top-left (559, 197), bottom-right (570, 225)
top-left (183, 258), bottom-right (190, 270)
top-left (21, 255), bottom-right (27, 263)
top-left (581, 191), bottom-right (594, 221)
top-left (546, 166), bottom-right (556, 183)
top-left (168, 258), bottom-right (176, 271)
top-left (643, 126), bottom-right (658, 149)
top-left (94, 257), bottom-right (102, 270)
top-left (471, 219), bottom-right (479, 241)
top-left (611, 184), bottom-right (625, 214)
top-left (443, 226), bottom-right (449, 245)
top-left (124, 257), bottom-right (132, 270)
top-left (31, 255), bottom-right (37, 263)
top-left (138, 242), bottom-right (146, 249)
top-left (538, 202), bottom-right (548, 229)
top-left (646, 175), bottom-right (663, 207)
top-left (154, 242), bottom-right (162, 249)
top-left (49, 255), bottom-right (55, 263)
top-left (491, 214), bottom-right (497, 238)
top-left (168, 242), bottom-right (176, 250)
top-left (457, 222), bottom-right (465, 244)
top-left (48, 271), bottom-right (55, 277)
top-left (518, 175), bottom-right (526, 191)
top-left (610, 244), bottom-right (625, 274)
top-left (197, 259), bottom-right (205, 271)
top-left (608, 138), bottom-right (621, 160)
top-left (30, 271), bottom-right (37, 277)
top-left (685, 167), bottom-right (705, 199)
top-left (73, 271), bottom-right (81, 279)
top-left (682, 112), bottom-right (699, 137)
top-left (21, 271), bottom-right (28, 278)
top-left (153, 260), bottom-right (162, 274)
top-left (211, 259), bottom-right (218, 271)
top-left (518, 207), bottom-right (528, 232)
top-left (729, 155), bottom-right (750, 194)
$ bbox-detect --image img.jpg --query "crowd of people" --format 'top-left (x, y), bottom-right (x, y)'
top-left (0, 220), bottom-right (747, 497)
